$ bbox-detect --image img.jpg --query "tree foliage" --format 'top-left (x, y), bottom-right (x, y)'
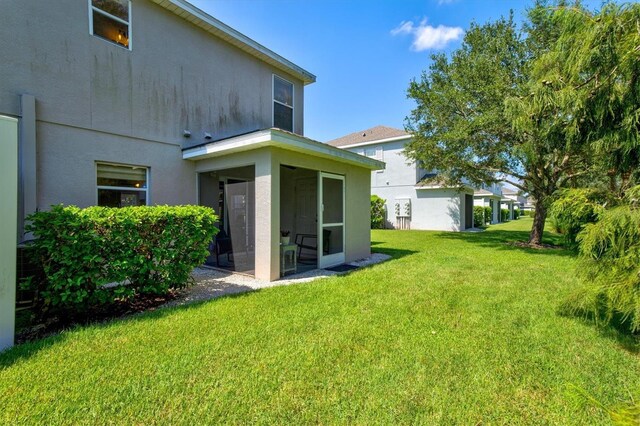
top-left (549, 188), bottom-right (610, 248)
top-left (405, 1), bottom-right (640, 244)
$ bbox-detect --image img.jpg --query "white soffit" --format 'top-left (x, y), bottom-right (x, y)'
top-left (337, 134), bottom-right (412, 149)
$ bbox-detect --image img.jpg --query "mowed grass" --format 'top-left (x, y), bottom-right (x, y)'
top-left (1, 218), bottom-right (638, 424)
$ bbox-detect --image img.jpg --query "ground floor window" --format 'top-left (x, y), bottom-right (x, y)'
top-left (96, 162), bottom-right (148, 207)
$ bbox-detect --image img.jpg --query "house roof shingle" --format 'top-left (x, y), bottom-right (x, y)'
top-left (327, 125), bottom-right (410, 147)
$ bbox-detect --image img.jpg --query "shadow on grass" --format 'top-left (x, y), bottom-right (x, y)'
top-left (557, 303), bottom-right (640, 354)
top-left (0, 284), bottom-right (260, 370)
top-left (436, 226), bottom-right (573, 258)
top-left (371, 246), bottom-right (419, 260)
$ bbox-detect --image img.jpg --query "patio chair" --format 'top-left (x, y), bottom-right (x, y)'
top-left (212, 229), bottom-right (233, 266)
top-left (295, 229), bottom-right (331, 263)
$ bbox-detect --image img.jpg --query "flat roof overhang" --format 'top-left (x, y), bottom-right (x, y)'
top-left (182, 128), bottom-right (386, 171)
top-left (414, 184), bottom-right (474, 192)
top-left (474, 192), bottom-right (502, 199)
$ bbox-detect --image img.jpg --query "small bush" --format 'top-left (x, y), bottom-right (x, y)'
top-left (500, 208), bottom-right (510, 222)
top-left (484, 206), bottom-right (493, 224)
top-left (25, 205), bottom-right (218, 311)
top-left (550, 188), bottom-right (609, 248)
top-left (473, 206), bottom-right (485, 227)
top-left (371, 195), bottom-right (386, 229)
top-left (513, 209), bottom-right (520, 219)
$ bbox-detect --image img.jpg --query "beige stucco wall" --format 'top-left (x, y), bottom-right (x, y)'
top-left (37, 121), bottom-right (196, 208)
top-left (0, 0), bottom-right (307, 213)
top-left (0, 116), bottom-right (18, 351)
top-left (0, 0), bottom-right (305, 141)
top-left (193, 147), bottom-right (372, 281)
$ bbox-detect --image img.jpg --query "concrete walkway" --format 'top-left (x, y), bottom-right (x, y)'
top-left (163, 253), bottom-right (391, 308)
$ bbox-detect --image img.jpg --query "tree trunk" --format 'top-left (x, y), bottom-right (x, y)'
top-left (529, 202), bottom-right (547, 245)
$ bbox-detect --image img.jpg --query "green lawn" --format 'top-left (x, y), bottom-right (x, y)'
top-left (1, 218), bottom-right (638, 424)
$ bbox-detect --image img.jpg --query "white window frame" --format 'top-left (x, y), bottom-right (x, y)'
top-left (88, 0), bottom-right (132, 50)
top-left (96, 161), bottom-right (149, 206)
top-left (272, 74), bottom-right (294, 132)
top-left (363, 146), bottom-right (384, 172)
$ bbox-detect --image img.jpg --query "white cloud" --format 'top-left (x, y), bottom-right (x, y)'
top-left (391, 19), bottom-right (463, 51)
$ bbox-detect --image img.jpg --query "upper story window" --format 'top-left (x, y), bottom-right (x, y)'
top-left (273, 75), bottom-right (293, 132)
top-left (364, 148), bottom-right (377, 158)
top-left (97, 162), bottom-right (148, 207)
top-left (90, 0), bottom-right (131, 49)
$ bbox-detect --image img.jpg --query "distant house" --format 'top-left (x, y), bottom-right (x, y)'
top-left (522, 196), bottom-right (536, 212)
top-left (502, 188), bottom-right (526, 218)
top-left (328, 126), bottom-right (474, 231)
top-left (473, 184), bottom-right (503, 224)
top-left (2, 0), bottom-right (383, 281)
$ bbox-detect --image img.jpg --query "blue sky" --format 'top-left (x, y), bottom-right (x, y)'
top-left (189, 0), bottom-right (603, 142)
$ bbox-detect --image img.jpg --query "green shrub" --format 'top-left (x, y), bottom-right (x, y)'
top-left (473, 206), bottom-right (485, 227)
top-left (371, 195), bottom-right (386, 229)
top-left (513, 209), bottom-right (520, 219)
top-left (500, 208), bottom-right (510, 222)
top-left (484, 206), bottom-right (493, 224)
top-left (549, 214), bottom-right (564, 234)
top-left (25, 205), bottom-right (218, 311)
top-left (571, 205), bottom-right (640, 333)
top-left (549, 188), bottom-right (609, 248)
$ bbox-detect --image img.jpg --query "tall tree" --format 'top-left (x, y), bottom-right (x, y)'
top-left (404, 2), bottom-right (639, 245)
top-left (511, 3), bottom-right (640, 197)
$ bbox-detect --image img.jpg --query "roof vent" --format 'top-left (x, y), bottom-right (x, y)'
top-left (362, 132), bottom-right (366, 137)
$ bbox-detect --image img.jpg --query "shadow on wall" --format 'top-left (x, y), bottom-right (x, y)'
top-left (447, 202), bottom-right (461, 229)
top-left (414, 189), bottom-right (461, 231)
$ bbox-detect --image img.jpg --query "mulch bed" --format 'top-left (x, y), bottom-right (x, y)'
top-left (15, 291), bottom-right (179, 345)
top-left (507, 241), bottom-right (563, 250)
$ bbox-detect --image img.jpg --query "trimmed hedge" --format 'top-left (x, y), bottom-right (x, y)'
top-left (501, 208), bottom-right (510, 222)
top-left (473, 206), bottom-right (485, 227)
top-left (371, 195), bottom-right (386, 229)
top-left (25, 205), bottom-right (218, 310)
top-left (513, 209), bottom-right (520, 219)
top-left (484, 206), bottom-right (493, 224)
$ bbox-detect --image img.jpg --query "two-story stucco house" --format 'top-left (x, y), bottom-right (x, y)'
top-left (502, 188), bottom-right (526, 219)
top-left (328, 126), bottom-right (474, 231)
top-left (473, 183), bottom-right (504, 224)
top-left (1, 0), bottom-right (383, 283)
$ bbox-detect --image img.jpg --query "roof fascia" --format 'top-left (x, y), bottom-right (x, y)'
top-left (334, 134), bottom-right (411, 149)
top-left (182, 129), bottom-right (385, 170)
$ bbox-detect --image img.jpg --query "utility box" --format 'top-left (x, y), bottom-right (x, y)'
top-left (0, 115), bottom-right (18, 351)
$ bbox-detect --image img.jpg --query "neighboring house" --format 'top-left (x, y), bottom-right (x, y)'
top-left (473, 184), bottom-right (503, 224)
top-left (502, 188), bottom-right (526, 219)
top-left (328, 126), bottom-right (475, 232)
top-left (1, 0), bottom-right (383, 281)
top-left (522, 196), bottom-right (536, 212)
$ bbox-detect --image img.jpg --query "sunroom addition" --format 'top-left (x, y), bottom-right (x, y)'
top-left (185, 128), bottom-right (383, 281)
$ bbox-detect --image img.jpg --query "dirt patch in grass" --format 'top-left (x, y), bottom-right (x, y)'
top-left (15, 291), bottom-right (179, 344)
top-left (507, 241), bottom-right (563, 250)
